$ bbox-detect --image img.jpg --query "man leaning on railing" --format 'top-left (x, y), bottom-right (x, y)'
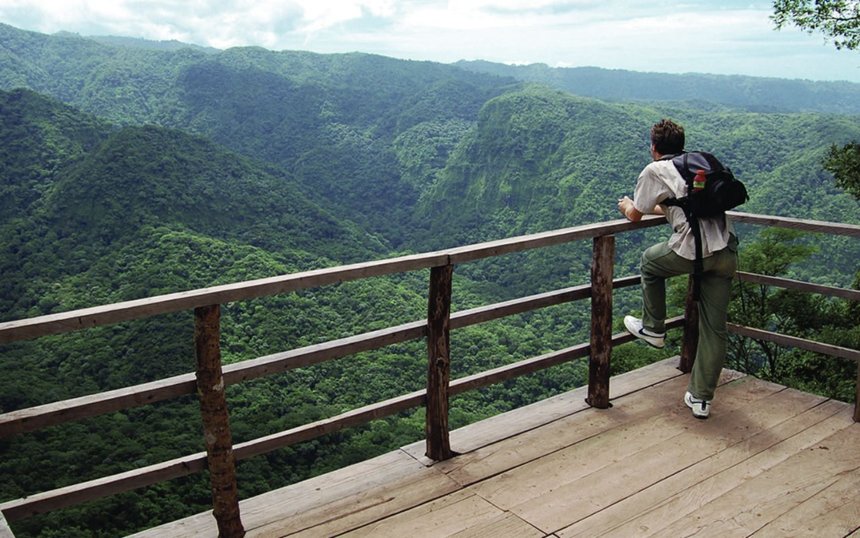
top-left (617, 118), bottom-right (740, 419)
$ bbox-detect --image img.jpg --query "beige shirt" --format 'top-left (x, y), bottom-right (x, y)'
top-left (633, 159), bottom-right (732, 260)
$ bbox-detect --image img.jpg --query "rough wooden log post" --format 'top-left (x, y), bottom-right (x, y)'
top-left (426, 264), bottom-right (454, 460)
top-left (587, 235), bottom-right (614, 409)
top-left (195, 305), bottom-right (245, 538)
top-left (679, 275), bottom-right (699, 373)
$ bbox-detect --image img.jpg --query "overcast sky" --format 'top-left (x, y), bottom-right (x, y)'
top-left (2, 0), bottom-right (859, 82)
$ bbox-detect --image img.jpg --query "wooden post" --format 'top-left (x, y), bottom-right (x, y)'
top-left (195, 305), bottom-right (245, 537)
top-left (426, 264), bottom-right (454, 460)
top-left (587, 235), bottom-right (614, 409)
top-left (679, 275), bottom-right (699, 373)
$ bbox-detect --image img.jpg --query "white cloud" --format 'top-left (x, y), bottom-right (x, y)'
top-left (298, 0), bottom-right (395, 32)
top-left (0, 0), bottom-right (857, 81)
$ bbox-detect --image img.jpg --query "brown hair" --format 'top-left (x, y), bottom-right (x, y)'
top-left (650, 119), bottom-right (685, 155)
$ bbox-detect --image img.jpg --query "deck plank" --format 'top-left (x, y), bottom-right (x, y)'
top-left (752, 463), bottom-right (860, 537)
top-left (461, 385), bottom-right (691, 510)
top-left (560, 398), bottom-right (851, 537)
top-left (253, 462), bottom-right (458, 538)
top-left (433, 363), bottom-right (740, 488)
top-left (0, 512), bottom-right (14, 538)
top-left (468, 376), bottom-right (789, 533)
top-left (129, 450), bottom-right (460, 537)
top-left (339, 490), bottom-right (543, 538)
top-left (436, 373), bottom-right (689, 487)
top-left (656, 423), bottom-right (860, 537)
top-left (247, 447), bottom-right (460, 538)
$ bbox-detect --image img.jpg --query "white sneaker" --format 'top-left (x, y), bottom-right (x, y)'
top-left (685, 391), bottom-right (710, 419)
top-left (623, 315), bottom-right (665, 349)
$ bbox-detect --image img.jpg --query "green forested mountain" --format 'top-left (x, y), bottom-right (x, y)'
top-left (0, 88), bottom-right (386, 317)
top-left (0, 88), bottom-right (110, 227)
top-left (0, 23), bottom-right (517, 242)
top-left (1, 22), bottom-right (859, 538)
top-left (456, 60), bottom-right (860, 114)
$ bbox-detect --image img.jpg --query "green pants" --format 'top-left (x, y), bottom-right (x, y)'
top-left (640, 235), bottom-right (738, 401)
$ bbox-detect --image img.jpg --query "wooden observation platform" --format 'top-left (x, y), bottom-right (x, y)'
top-left (132, 359), bottom-right (860, 537)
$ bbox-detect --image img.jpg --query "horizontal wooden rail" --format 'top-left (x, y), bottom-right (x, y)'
top-left (0, 277), bottom-right (642, 438)
top-left (239, 317), bottom-right (689, 464)
top-left (0, 253), bottom-right (447, 345)
top-left (443, 218), bottom-right (662, 265)
top-left (0, 315), bottom-right (683, 521)
top-left (727, 212), bottom-right (860, 238)
top-left (736, 272), bottom-right (860, 302)
top-left (0, 218), bottom-right (661, 344)
top-left (728, 323), bottom-right (860, 362)
top-left (0, 373), bottom-right (197, 438)
top-left (0, 451), bottom-right (209, 521)
top-left (0, 212), bottom-right (850, 345)
top-left (451, 316), bottom-right (685, 396)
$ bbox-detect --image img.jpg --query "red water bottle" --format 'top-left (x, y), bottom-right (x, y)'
top-left (693, 169), bottom-right (706, 191)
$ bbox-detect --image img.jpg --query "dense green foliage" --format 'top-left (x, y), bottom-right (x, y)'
top-left (729, 228), bottom-right (860, 401)
top-left (772, 0), bottom-right (860, 50)
top-left (0, 23), bottom-right (858, 537)
top-left (825, 141), bottom-right (860, 198)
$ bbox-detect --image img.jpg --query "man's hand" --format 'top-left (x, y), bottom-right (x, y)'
top-left (617, 196), bottom-right (644, 222)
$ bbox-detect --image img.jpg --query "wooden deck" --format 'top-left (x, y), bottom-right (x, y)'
top-left (133, 358), bottom-right (860, 537)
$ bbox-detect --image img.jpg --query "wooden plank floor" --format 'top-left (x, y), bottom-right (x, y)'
top-left (132, 358), bottom-right (860, 537)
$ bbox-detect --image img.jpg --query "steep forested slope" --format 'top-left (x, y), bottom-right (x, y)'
top-left (417, 87), bottom-right (652, 245)
top-left (0, 90), bottom-right (423, 536)
top-left (4, 23), bottom-right (860, 253)
top-left (421, 87), bottom-right (860, 238)
top-left (0, 88), bottom-right (110, 226)
top-left (165, 50), bottom-right (516, 240)
top-left (0, 89), bottom-right (385, 318)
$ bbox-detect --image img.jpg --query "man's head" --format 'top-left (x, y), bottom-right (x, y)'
top-left (650, 119), bottom-right (685, 157)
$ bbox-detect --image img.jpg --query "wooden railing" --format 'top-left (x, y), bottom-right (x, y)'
top-left (724, 213), bottom-right (860, 421)
top-left (0, 213), bottom-right (858, 536)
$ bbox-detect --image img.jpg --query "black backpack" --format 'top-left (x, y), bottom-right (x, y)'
top-left (663, 151), bottom-right (748, 299)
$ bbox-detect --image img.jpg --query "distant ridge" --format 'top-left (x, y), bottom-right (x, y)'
top-left (455, 60), bottom-right (860, 115)
top-left (85, 34), bottom-right (220, 53)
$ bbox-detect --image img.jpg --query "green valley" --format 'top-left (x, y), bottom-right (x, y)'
top-left (0, 23), bottom-right (858, 537)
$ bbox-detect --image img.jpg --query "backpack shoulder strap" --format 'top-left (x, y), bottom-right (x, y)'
top-left (667, 152), bottom-right (706, 300)
top-left (672, 152), bottom-right (696, 183)
top-left (662, 152), bottom-right (693, 209)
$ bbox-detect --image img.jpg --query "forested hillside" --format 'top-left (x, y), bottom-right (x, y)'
top-left (1, 23), bottom-right (859, 537)
top-left (0, 89), bottom-right (386, 317)
top-left (0, 23), bottom-right (516, 243)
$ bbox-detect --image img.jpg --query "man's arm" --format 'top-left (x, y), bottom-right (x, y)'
top-left (618, 196), bottom-right (661, 222)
